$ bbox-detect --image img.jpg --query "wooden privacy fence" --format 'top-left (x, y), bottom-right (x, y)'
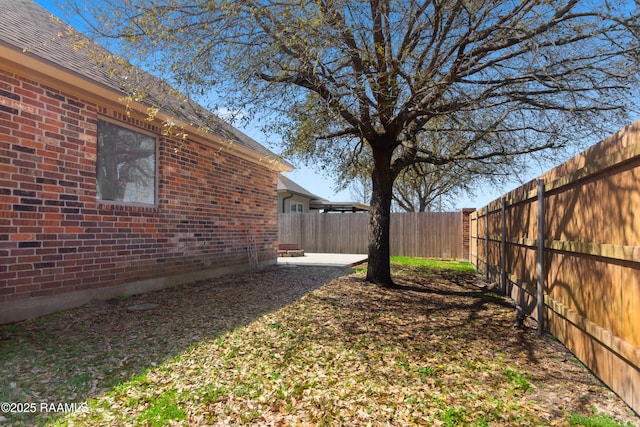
top-left (279, 210), bottom-right (474, 259)
top-left (470, 121), bottom-right (640, 413)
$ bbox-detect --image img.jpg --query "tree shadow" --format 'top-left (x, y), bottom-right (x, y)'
top-left (335, 270), bottom-right (543, 366)
top-left (0, 265), bottom-right (350, 426)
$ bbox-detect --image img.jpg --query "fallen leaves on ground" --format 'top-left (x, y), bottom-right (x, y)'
top-left (0, 263), bottom-right (637, 426)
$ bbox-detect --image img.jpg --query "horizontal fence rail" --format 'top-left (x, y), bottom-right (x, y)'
top-left (470, 121), bottom-right (640, 413)
top-left (279, 210), bottom-right (473, 259)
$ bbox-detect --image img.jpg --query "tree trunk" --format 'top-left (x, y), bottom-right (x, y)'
top-left (365, 146), bottom-right (395, 287)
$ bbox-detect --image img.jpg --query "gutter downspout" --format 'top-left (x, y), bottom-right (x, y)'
top-left (282, 192), bottom-right (293, 213)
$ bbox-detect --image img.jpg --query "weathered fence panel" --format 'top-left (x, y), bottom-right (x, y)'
top-left (279, 210), bottom-right (472, 259)
top-left (470, 121), bottom-right (640, 413)
top-left (278, 213), bottom-right (368, 254)
top-left (390, 212), bottom-right (463, 258)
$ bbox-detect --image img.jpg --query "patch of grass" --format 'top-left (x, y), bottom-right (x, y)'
top-left (352, 265), bottom-right (367, 274)
top-left (503, 367), bottom-right (532, 393)
top-left (438, 405), bottom-right (469, 426)
top-left (390, 256), bottom-right (476, 272)
top-left (570, 407), bottom-right (636, 427)
top-left (136, 390), bottom-right (186, 427)
top-left (417, 365), bottom-right (437, 379)
top-left (353, 256), bottom-right (476, 274)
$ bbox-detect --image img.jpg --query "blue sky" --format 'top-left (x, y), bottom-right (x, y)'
top-left (31, 0), bottom-right (565, 210)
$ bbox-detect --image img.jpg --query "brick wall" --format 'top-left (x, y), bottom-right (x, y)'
top-left (0, 69), bottom-right (279, 321)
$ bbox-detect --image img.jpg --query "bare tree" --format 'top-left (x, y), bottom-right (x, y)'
top-left (394, 164), bottom-right (462, 212)
top-left (343, 116), bottom-right (511, 212)
top-left (349, 174), bottom-right (372, 206)
top-left (67, 0), bottom-right (640, 286)
top-left (345, 145), bottom-right (475, 213)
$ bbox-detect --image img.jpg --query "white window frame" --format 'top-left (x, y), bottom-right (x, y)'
top-left (290, 201), bottom-right (304, 213)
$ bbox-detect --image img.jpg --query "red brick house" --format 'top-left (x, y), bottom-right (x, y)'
top-left (0, 0), bottom-right (292, 323)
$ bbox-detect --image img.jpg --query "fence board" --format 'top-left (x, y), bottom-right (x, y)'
top-left (469, 120), bottom-right (640, 414)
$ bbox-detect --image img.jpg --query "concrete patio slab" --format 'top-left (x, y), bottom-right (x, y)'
top-left (277, 253), bottom-right (368, 267)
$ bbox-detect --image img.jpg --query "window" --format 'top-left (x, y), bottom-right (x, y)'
top-left (290, 202), bottom-right (304, 213)
top-left (96, 119), bottom-right (156, 205)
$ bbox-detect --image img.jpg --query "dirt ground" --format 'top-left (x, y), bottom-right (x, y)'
top-left (1, 264), bottom-right (638, 426)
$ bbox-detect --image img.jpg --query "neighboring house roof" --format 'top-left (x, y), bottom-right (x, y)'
top-left (277, 174), bottom-right (329, 203)
top-left (277, 174), bottom-right (368, 213)
top-left (0, 0), bottom-right (292, 171)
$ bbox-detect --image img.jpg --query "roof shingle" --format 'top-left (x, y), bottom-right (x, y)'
top-left (0, 0), bottom-right (287, 164)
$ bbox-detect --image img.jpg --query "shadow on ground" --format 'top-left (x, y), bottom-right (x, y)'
top-left (0, 265), bottom-right (349, 426)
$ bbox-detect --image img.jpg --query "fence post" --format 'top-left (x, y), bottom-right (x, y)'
top-left (537, 179), bottom-right (545, 336)
top-left (475, 211), bottom-right (479, 269)
top-left (485, 208), bottom-right (489, 280)
top-left (501, 198), bottom-right (507, 295)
